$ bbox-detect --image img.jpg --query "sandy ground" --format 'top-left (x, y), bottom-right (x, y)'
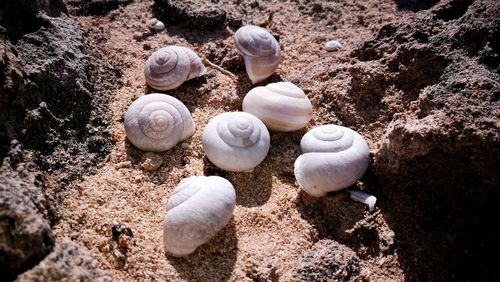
top-left (52, 0), bottom-right (406, 280)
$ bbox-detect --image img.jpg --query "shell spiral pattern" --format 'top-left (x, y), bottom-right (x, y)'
top-left (202, 112), bottom-right (271, 172)
top-left (144, 45), bottom-right (207, 91)
top-left (234, 25), bottom-right (281, 84)
top-left (124, 94), bottom-right (196, 152)
top-left (163, 176), bottom-right (236, 257)
top-left (242, 81), bottom-right (313, 131)
top-left (294, 124), bottom-right (370, 197)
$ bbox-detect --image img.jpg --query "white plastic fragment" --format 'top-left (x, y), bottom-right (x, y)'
top-left (347, 189), bottom-right (377, 212)
top-left (325, 40), bottom-right (342, 51)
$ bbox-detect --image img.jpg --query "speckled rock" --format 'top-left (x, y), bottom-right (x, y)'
top-left (0, 0), bottom-right (67, 40)
top-left (16, 240), bottom-right (111, 282)
top-left (395, 0), bottom-right (439, 11)
top-left (0, 167), bottom-right (54, 281)
top-left (153, 0), bottom-right (227, 30)
top-left (66, 0), bottom-right (133, 16)
top-left (0, 3), bottom-right (115, 184)
top-left (293, 240), bottom-right (359, 281)
top-left (1, 0), bottom-right (118, 279)
top-left (351, 0), bottom-right (500, 280)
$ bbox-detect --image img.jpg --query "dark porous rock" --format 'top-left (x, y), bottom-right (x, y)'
top-left (0, 166), bottom-right (54, 281)
top-left (299, 0), bottom-right (338, 19)
top-left (241, 252), bottom-right (278, 281)
top-left (66, 0), bottom-right (134, 16)
top-left (0, 0), bottom-right (67, 41)
top-left (293, 240), bottom-right (359, 281)
top-left (16, 240), bottom-right (112, 281)
top-left (395, 0), bottom-right (440, 11)
top-left (0, 11), bottom-right (114, 184)
top-left (1, 0), bottom-right (117, 279)
top-left (350, 0), bottom-right (500, 280)
top-left (0, 41), bottom-right (24, 160)
top-left (153, 0), bottom-right (227, 30)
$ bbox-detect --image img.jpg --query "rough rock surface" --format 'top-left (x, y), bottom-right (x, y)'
top-left (0, 13), bottom-right (114, 184)
top-left (1, 0), bottom-right (117, 279)
top-left (153, 0), bottom-right (227, 30)
top-left (66, 0), bottom-right (134, 16)
top-left (352, 0), bottom-right (500, 280)
top-left (394, 0), bottom-right (440, 11)
top-left (16, 241), bottom-right (112, 281)
top-left (0, 0), bottom-right (67, 41)
top-left (291, 240), bottom-right (359, 281)
top-left (292, 0), bottom-right (499, 280)
top-left (0, 166), bottom-right (54, 281)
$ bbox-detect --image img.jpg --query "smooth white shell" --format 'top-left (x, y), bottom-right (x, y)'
top-left (124, 94), bottom-right (195, 152)
top-left (144, 46), bottom-right (207, 91)
top-left (234, 25), bottom-right (281, 84)
top-left (325, 40), bottom-right (342, 51)
top-left (294, 125), bottom-right (370, 197)
top-left (163, 176), bottom-right (236, 257)
top-left (202, 112), bottom-right (270, 172)
top-left (147, 18), bottom-right (165, 31)
top-left (242, 82), bottom-right (313, 132)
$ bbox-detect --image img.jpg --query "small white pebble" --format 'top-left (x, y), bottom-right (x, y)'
top-left (347, 189), bottom-right (377, 212)
top-left (147, 18), bottom-right (165, 31)
top-left (325, 40), bottom-right (342, 51)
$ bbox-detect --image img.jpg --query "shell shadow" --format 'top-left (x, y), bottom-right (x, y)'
top-left (370, 150), bottom-right (500, 281)
top-left (125, 139), bottom-right (193, 183)
top-left (167, 219), bottom-right (238, 282)
top-left (203, 156), bottom-right (273, 207)
top-left (144, 76), bottom-right (208, 101)
top-left (143, 72), bottom-right (247, 113)
top-left (294, 186), bottom-right (381, 258)
top-left (266, 131), bottom-right (304, 182)
top-left (124, 140), bottom-right (144, 165)
top-left (165, 25), bottom-right (233, 44)
top-left (235, 73), bottom-right (285, 99)
top-left (234, 74), bottom-right (253, 98)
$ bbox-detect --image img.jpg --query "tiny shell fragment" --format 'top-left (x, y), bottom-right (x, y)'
top-left (325, 40), bottom-right (342, 51)
top-left (147, 18), bottom-right (165, 31)
top-left (347, 189), bottom-right (377, 211)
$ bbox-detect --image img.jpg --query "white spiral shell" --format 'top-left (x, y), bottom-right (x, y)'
top-left (163, 176), bottom-right (236, 257)
top-left (202, 112), bottom-right (270, 172)
top-left (144, 46), bottom-right (207, 90)
top-left (294, 125), bottom-right (370, 197)
top-left (234, 25), bottom-right (281, 84)
top-left (242, 82), bottom-right (313, 131)
top-left (124, 94), bottom-right (195, 152)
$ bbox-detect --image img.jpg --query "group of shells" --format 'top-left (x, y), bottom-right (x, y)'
top-left (124, 25), bottom-right (371, 257)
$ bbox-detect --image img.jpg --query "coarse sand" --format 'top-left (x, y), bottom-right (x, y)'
top-left (52, 0), bottom-right (407, 280)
